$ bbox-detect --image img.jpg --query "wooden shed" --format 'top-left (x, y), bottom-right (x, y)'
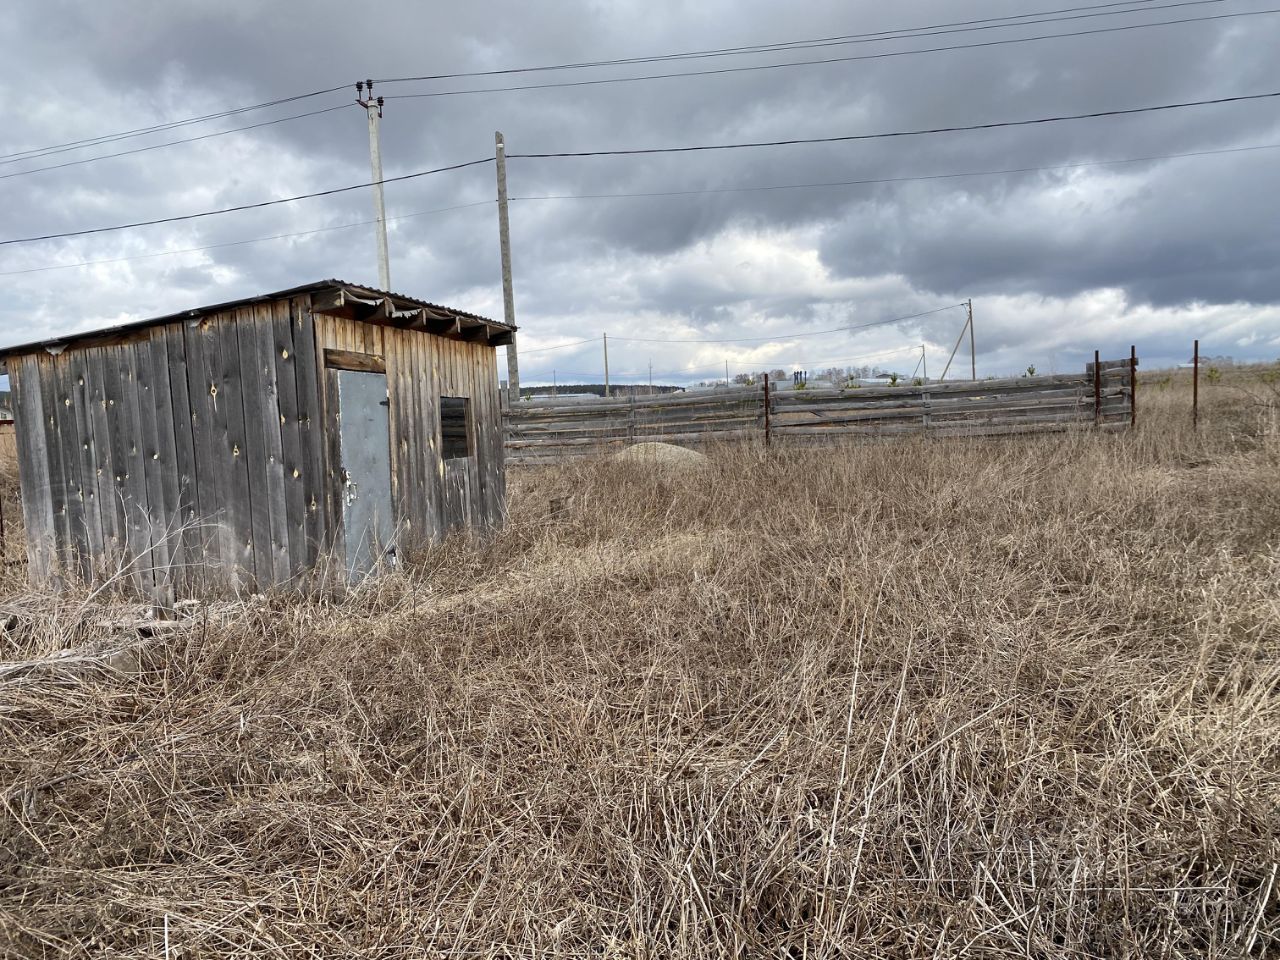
top-left (0, 280), bottom-right (513, 601)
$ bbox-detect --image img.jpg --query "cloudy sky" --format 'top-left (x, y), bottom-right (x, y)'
top-left (2, 0), bottom-right (1279, 384)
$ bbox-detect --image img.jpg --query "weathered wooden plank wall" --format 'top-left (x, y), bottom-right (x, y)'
top-left (10, 294), bottom-right (505, 596)
top-left (505, 362), bottom-right (1136, 463)
top-left (311, 313), bottom-right (504, 555)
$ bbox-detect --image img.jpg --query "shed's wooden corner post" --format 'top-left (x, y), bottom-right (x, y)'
top-left (1093, 349), bottom-right (1102, 428)
top-left (1129, 344), bottom-right (1138, 429)
top-left (763, 373), bottom-right (771, 447)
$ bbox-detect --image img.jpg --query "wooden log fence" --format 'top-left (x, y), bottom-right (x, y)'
top-left (505, 358), bottom-right (1136, 463)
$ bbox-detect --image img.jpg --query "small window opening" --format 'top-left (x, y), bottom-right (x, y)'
top-left (440, 396), bottom-right (471, 460)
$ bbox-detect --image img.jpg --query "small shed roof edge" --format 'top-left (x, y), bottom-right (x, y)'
top-left (0, 279), bottom-right (513, 362)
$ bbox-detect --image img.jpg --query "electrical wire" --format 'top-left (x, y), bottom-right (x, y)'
top-left (507, 91), bottom-right (1280, 158)
top-left (0, 158), bottom-right (493, 247)
top-left (4, 132), bottom-right (1274, 270)
top-left (0, 104), bottom-right (354, 181)
top-left (509, 141), bottom-right (1280, 202)
top-left (0, 85), bottom-right (352, 165)
top-left (521, 337), bottom-right (604, 354)
top-left (517, 308), bottom-right (962, 360)
top-left (382, 7), bottom-right (1280, 100)
top-left (0, 200), bottom-right (493, 277)
top-left (374, 0), bottom-right (1203, 82)
top-left (608, 305), bottom-right (965, 345)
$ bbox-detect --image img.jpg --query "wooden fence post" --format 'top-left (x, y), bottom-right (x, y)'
top-left (628, 394), bottom-right (636, 445)
top-left (763, 373), bottom-right (771, 446)
top-left (1093, 350), bottom-right (1102, 427)
top-left (1193, 338), bottom-right (1199, 430)
top-left (1129, 344), bottom-right (1137, 429)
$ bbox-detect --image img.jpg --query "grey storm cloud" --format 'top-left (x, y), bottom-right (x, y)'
top-left (2, 0), bottom-right (1279, 379)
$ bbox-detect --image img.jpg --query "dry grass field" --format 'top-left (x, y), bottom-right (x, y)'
top-left (1, 370), bottom-right (1277, 958)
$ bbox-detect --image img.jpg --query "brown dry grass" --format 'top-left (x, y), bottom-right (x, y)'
top-left (1, 370), bottom-right (1278, 958)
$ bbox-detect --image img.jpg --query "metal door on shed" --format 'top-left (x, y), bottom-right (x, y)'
top-left (337, 369), bottom-right (394, 578)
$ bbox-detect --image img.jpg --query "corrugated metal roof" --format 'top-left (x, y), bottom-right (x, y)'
top-left (0, 279), bottom-right (513, 361)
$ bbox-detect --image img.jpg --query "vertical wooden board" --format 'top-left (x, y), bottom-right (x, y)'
top-left (99, 346), bottom-right (137, 589)
top-left (321, 365), bottom-right (345, 567)
top-left (479, 345), bottom-right (504, 528)
top-left (9, 358), bottom-right (57, 583)
top-left (487, 348), bottom-right (507, 526)
top-left (215, 310), bottom-right (258, 588)
top-left (256, 303), bottom-right (291, 587)
top-left (161, 323), bottom-right (202, 591)
top-left (235, 307), bottom-right (283, 588)
top-left (100, 346), bottom-right (137, 582)
top-left (45, 354), bottom-right (90, 579)
top-left (32, 356), bottom-right (69, 580)
top-left (132, 340), bottom-right (172, 600)
top-left (400, 328), bottom-right (430, 546)
top-left (291, 298), bottom-right (326, 568)
top-left (84, 347), bottom-right (123, 569)
top-left (382, 327), bottom-right (405, 533)
top-left (66, 350), bottom-right (105, 576)
top-left (184, 315), bottom-right (239, 589)
top-left (272, 301), bottom-right (307, 580)
top-left (115, 344), bottom-right (155, 595)
top-left (311, 312), bottom-right (345, 560)
top-left (144, 329), bottom-right (184, 601)
top-left (427, 336), bottom-right (447, 538)
top-left (419, 330), bottom-right (443, 542)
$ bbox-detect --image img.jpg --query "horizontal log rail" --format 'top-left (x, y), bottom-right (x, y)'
top-left (505, 359), bottom-right (1136, 463)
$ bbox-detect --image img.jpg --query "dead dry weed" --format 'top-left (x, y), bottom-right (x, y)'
top-left (0, 375), bottom-right (1277, 958)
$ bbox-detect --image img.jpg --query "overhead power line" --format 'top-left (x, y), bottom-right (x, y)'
top-left (510, 141), bottom-right (1280, 202)
top-left (519, 307), bottom-right (964, 356)
top-left (609, 305), bottom-right (966, 345)
top-left (0, 104), bottom-right (354, 181)
top-left (0, 85), bottom-right (351, 166)
top-left (0, 201), bottom-right (493, 277)
top-left (382, 7), bottom-right (1279, 100)
top-left (0, 158), bottom-right (493, 248)
top-left (374, 0), bottom-right (1202, 82)
top-left (5, 87), bottom-right (1274, 253)
top-left (508, 91), bottom-right (1280, 159)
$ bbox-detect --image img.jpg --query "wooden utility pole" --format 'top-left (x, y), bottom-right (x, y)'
top-left (356, 81), bottom-right (391, 291)
top-left (967, 299), bottom-right (976, 380)
top-left (603, 333), bottom-right (610, 398)
top-left (494, 131), bottom-right (520, 399)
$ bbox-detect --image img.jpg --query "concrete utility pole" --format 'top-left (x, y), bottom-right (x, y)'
top-left (921, 344), bottom-right (928, 382)
top-left (494, 131), bottom-right (521, 400)
top-left (356, 81), bottom-right (391, 291)
top-left (603, 333), bottom-right (611, 398)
